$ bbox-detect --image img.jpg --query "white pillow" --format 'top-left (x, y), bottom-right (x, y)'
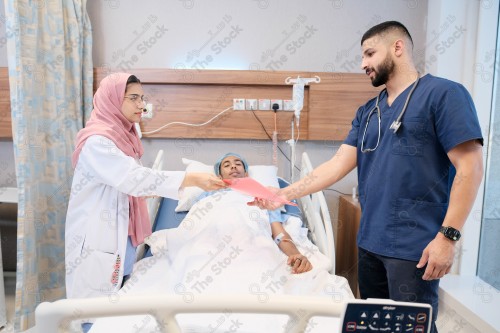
top-left (175, 158), bottom-right (280, 212)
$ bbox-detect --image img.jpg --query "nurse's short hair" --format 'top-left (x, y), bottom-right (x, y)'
top-left (361, 21), bottom-right (413, 47)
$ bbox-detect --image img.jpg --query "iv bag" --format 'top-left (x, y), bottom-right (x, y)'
top-left (293, 83), bottom-right (304, 120)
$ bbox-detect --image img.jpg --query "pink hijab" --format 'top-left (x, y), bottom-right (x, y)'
top-left (72, 72), bottom-right (150, 247)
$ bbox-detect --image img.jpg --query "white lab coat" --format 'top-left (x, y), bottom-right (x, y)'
top-left (65, 135), bottom-right (185, 299)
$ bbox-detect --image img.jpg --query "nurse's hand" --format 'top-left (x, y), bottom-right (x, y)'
top-left (417, 233), bottom-right (456, 280)
top-left (182, 173), bottom-right (227, 191)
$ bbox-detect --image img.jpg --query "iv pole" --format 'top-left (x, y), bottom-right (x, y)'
top-left (285, 76), bottom-right (320, 182)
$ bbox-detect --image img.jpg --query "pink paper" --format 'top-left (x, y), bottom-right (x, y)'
top-left (223, 177), bottom-right (297, 206)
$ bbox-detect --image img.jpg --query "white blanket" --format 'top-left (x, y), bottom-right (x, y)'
top-left (89, 191), bottom-right (353, 332)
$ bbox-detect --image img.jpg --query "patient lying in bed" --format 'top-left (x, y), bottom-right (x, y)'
top-left (89, 154), bottom-right (353, 332)
top-left (197, 152), bottom-right (312, 274)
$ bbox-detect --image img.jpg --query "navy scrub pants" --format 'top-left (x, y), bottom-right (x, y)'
top-left (358, 247), bottom-right (440, 333)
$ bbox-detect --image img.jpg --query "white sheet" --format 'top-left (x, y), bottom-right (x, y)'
top-left (89, 191), bottom-right (353, 332)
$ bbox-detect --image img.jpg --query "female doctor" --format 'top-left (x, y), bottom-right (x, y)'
top-left (65, 73), bottom-right (226, 300)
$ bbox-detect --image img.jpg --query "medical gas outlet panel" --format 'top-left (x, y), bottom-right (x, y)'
top-left (233, 98), bottom-right (294, 111)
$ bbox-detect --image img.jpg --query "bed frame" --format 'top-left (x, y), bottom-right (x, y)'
top-left (137, 150), bottom-right (335, 269)
top-left (35, 294), bottom-right (344, 333)
top-left (34, 151), bottom-right (338, 332)
top-left (34, 295), bottom-right (433, 333)
top-left (33, 151), bottom-right (435, 332)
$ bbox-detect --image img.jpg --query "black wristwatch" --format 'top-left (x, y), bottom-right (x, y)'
top-left (439, 226), bottom-right (461, 241)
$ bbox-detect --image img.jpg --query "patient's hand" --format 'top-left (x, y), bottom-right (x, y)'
top-left (248, 198), bottom-right (282, 210)
top-left (183, 173), bottom-right (227, 191)
top-left (247, 187), bottom-right (285, 210)
top-left (287, 255), bottom-right (312, 274)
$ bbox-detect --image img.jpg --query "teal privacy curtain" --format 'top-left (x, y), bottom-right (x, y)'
top-left (4, 0), bottom-right (93, 330)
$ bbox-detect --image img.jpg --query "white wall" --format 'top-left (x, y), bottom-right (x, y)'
top-left (0, 1), bottom-right (7, 67)
top-left (88, 0), bottom-right (428, 73)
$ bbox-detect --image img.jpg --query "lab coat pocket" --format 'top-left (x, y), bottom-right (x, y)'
top-left (79, 249), bottom-right (121, 295)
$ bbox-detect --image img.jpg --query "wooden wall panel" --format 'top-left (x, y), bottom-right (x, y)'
top-left (0, 67), bottom-right (381, 141)
top-left (308, 73), bottom-right (380, 140)
top-left (138, 83), bottom-right (308, 140)
top-left (0, 67), bottom-right (11, 139)
top-left (96, 68), bottom-right (380, 140)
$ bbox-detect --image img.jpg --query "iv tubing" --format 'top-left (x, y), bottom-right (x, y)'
top-left (273, 111), bottom-right (278, 167)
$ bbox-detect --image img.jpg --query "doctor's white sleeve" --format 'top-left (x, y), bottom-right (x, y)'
top-left (78, 135), bottom-right (185, 199)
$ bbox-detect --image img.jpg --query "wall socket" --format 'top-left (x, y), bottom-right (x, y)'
top-left (233, 98), bottom-right (246, 110)
top-left (246, 99), bottom-right (258, 110)
top-left (270, 99), bottom-right (283, 111)
top-left (233, 98), bottom-right (290, 111)
top-left (258, 99), bottom-right (270, 110)
top-left (283, 99), bottom-right (294, 111)
top-left (142, 103), bottom-right (154, 118)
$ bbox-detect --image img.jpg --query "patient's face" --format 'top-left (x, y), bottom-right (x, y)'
top-left (219, 156), bottom-right (247, 179)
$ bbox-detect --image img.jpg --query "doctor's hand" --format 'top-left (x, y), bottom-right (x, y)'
top-left (182, 173), bottom-right (227, 192)
top-left (247, 187), bottom-right (285, 210)
top-left (417, 233), bottom-right (456, 281)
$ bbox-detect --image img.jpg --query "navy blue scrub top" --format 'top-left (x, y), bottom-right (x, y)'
top-left (344, 74), bottom-right (483, 261)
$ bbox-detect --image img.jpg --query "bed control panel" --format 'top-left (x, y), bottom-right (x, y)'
top-left (339, 299), bottom-right (432, 333)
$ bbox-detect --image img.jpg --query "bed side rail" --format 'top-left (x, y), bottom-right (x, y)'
top-left (299, 152), bottom-right (335, 273)
top-left (35, 294), bottom-right (345, 333)
top-left (136, 149), bottom-right (165, 262)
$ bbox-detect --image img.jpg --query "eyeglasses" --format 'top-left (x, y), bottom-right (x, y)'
top-left (124, 94), bottom-right (148, 105)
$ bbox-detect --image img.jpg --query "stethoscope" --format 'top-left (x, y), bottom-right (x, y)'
top-left (360, 75), bottom-right (420, 153)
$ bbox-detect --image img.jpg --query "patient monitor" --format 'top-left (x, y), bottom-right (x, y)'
top-left (340, 299), bottom-right (432, 333)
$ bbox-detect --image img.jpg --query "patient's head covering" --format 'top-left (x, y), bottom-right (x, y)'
top-left (214, 152), bottom-right (249, 176)
top-left (71, 72), bottom-right (149, 247)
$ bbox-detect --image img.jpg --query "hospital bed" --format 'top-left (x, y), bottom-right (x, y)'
top-left (34, 152), bottom-right (433, 332)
